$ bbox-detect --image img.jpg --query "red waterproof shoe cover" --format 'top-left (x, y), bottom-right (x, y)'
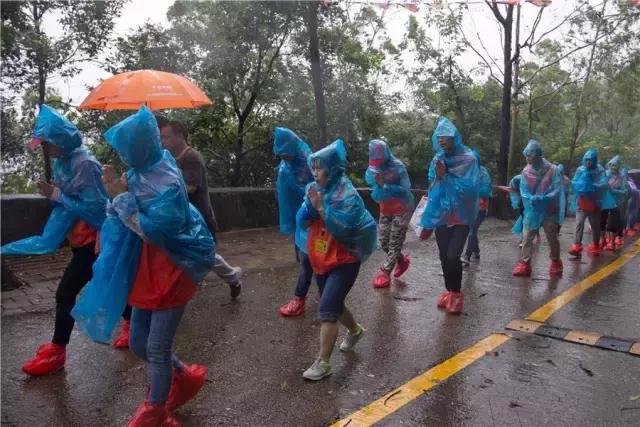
top-left (587, 243), bottom-right (601, 256)
top-left (373, 269), bottom-right (391, 288)
top-left (614, 236), bottom-right (624, 247)
top-left (113, 320), bottom-right (131, 349)
top-left (512, 261), bottom-right (532, 277)
top-left (22, 342), bottom-right (65, 376)
top-left (605, 240), bottom-right (615, 251)
top-left (568, 243), bottom-right (583, 256)
top-left (599, 237), bottom-right (607, 250)
top-left (625, 229), bottom-right (636, 237)
top-left (393, 254), bottom-right (411, 278)
top-left (446, 291), bottom-right (464, 314)
top-left (436, 292), bottom-right (450, 308)
top-left (166, 364), bottom-right (208, 412)
top-left (126, 401), bottom-right (180, 427)
top-left (549, 259), bottom-right (563, 276)
top-left (278, 296), bottom-right (305, 317)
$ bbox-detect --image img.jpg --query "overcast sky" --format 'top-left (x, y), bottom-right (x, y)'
top-left (43, 0), bottom-right (587, 106)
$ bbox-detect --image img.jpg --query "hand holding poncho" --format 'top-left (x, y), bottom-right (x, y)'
top-left (72, 106), bottom-right (214, 343)
top-left (296, 140), bottom-right (377, 261)
top-left (365, 139), bottom-right (414, 207)
top-left (1, 105), bottom-right (107, 255)
top-left (420, 116), bottom-right (480, 229)
top-left (571, 148), bottom-right (616, 210)
top-left (519, 140), bottom-right (566, 231)
top-left (273, 127), bottom-right (313, 235)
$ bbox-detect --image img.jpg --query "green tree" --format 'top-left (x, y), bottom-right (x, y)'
top-left (1, 0), bottom-right (127, 181)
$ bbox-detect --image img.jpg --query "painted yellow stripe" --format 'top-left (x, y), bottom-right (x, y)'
top-left (331, 239), bottom-right (640, 427)
top-left (526, 242), bottom-right (640, 322)
top-left (331, 334), bottom-right (510, 427)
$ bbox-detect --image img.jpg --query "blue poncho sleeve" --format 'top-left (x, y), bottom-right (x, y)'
top-left (478, 166), bottom-right (493, 198)
top-left (0, 205), bottom-right (75, 255)
top-left (276, 162), bottom-right (307, 235)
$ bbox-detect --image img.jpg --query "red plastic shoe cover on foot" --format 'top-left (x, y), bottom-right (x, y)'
top-left (166, 364), bottom-right (208, 412)
top-left (21, 342), bottom-right (65, 376)
top-left (126, 401), bottom-right (181, 427)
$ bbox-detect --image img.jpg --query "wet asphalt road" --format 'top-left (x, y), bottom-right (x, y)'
top-left (2, 218), bottom-right (639, 426)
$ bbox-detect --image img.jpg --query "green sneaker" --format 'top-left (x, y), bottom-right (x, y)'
top-left (339, 324), bottom-right (365, 352)
top-left (302, 359), bottom-right (332, 381)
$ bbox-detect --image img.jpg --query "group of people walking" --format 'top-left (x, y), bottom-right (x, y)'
top-left (1, 105), bottom-right (639, 425)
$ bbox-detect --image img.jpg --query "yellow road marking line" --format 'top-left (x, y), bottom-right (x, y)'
top-left (526, 243), bottom-right (640, 322)
top-left (331, 240), bottom-right (640, 427)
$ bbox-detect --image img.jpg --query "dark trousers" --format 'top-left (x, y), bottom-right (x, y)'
top-left (53, 243), bottom-right (97, 345)
top-left (435, 225), bottom-right (470, 293)
top-left (465, 209), bottom-right (487, 256)
top-left (53, 242), bottom-right (131, 345)
top-left (294, 245), bottom-right (314, 298)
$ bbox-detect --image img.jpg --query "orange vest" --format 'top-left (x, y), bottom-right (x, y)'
top-left (307, 219), bottom-right (358, 275)
top-left (128, 243), bottom-right (197, 310)
top-left (67, 220), bottom-right (97, 248)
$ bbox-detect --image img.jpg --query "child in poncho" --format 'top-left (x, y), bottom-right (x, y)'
top-left (366, 139), bottom-right (413, 288)
top-left (272, 127), bottom-right (315, 317)
top-left (512, 140), bottom-right (565, 277)
top-left (297, 140), bottom-right (377, 381)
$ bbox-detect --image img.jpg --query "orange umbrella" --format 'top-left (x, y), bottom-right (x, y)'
top-left (78, 69), bottom-right (213, 111)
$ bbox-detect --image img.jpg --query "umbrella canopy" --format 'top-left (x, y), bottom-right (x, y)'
top-left (78, 69), bottom-right (213, 111)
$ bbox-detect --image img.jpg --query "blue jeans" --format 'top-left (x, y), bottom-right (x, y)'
top-left (130, 305), bottom-right (186, 404)
top-left (294, 245), bottom-right (314, 298)
top-left (465, 209), bottom-right (487, 256)
top-left (316, 262), bottom-right (361, 322)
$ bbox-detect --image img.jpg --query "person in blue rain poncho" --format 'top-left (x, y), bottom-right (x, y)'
top-left (272, 127), bottom-right (316, 317)
top-left (296, 140), bottom-right (376, 381)
top-left (625, 171), bottom-right (640, 237)
top-left (0, 104), bottom-right (126, 377)
top-left (461, 150), bottom-right (492, 265)
top-left (568, 148), bottom-right (616, 257)
top-left (366, 139), bottom-right (414, 289)
top-left (512, 140), bottom-right (565, 277)
top-left (601, 155), bottom-right (629, 251)
top-left (71, 107), bottom-right (214, 426)
top-left (420, 117), bottom-right (480, 315)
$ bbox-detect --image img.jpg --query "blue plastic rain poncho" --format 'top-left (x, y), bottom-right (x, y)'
top-left (1, 105), bottom-right (107, 255)
top-left (420, 117), bottom-right (480, 229)
top-left (518, 140), bottom-right (566, 231)
top-left (508, 174), bottom-right (524, 235)
top-left (472, 150), bottom-right (493, 199)
top-left (626, 172), bottom-right (640, 228)
top-left (296, 139), bottom-right (377, 261)
top-left (571, 148), bottom-right (616, 211)
top-left (273, 127), bottom-right (313, 240)
top-left (365, 139), bottom-right (414, 209)
top-left (606, 155), bottom-right (629, 210)
top-left (72, 106), bottom-right (214, 343)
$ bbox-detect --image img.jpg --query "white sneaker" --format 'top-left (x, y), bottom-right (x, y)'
top-left (339, 324), bottom-right (365, 352)
top-left (302, 359), bottom-right (332, 380)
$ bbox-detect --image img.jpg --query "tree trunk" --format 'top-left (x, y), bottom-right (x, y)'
top-left (497, 5), bottom-right (514, 185)
top-left (33, 2), bottom-right (52, 183)
top-left (567, 0), bottom-right (607, 172)
top-left (306, 1), bottom-right (327, 149)
top-left (506, 4), bottom-right (521, 181)
top-left (232, 119), bottom-right (245, 186)
top-left (527, 94), bottom-right (534, 139)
